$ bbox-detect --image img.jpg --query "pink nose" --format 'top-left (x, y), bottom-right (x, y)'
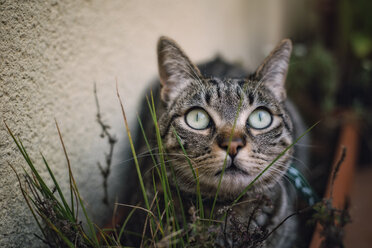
top-left (218, 137), bottom-right (245, 157)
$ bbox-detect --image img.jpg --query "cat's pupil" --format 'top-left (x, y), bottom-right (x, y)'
top-left (248, 109), bottom-right (272, 129)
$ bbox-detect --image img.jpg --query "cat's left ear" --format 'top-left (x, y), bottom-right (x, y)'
top-left (253, 39), bottom-right (292, 102)
top-left (157, 36), bottom-right (204, 104)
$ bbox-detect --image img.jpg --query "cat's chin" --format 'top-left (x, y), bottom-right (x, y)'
top-left (171, 160), bottom-right (284, 200)
top-left (215, 176), bottom-right (266, 198)
top-left (187, 173), bottom-right (279, 200)
top-left (214, 162), bottom-right (250, 177)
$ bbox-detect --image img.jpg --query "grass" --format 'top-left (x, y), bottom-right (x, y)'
top-left (5, 121), bottom-right (98, 248)
top-left (5, 82), bottom-right (319, 247)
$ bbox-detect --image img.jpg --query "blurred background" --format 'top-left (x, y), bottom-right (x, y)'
top-left (284, 1), bottom-right (372, 247)
top-left (1, 0), bottom-right (371, 247)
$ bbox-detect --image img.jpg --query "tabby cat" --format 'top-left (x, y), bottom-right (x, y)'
top-left (127, 36), bottom-right (309, 247)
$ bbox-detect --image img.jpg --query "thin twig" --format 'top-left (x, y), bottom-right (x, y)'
top-left (263, 205), bottom-right (313, 241)
top-left (115, 203), bottom-right (158, 222)
top-left (262, 150), bottom-right (349, 244)
top-left (94, 83), bottom-right (118, 205)
top-left (247, 196), bottom-right (264, 233)
top-left (140, 191), bottom-right (159, 248)
top-left (330, 146), bottom-right (347, 199)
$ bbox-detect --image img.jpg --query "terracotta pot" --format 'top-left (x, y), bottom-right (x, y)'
top-left (309, 112), bottom-right (359, 248)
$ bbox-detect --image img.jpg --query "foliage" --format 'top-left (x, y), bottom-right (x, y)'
top-left (6, 84), bottom-right (319, 247)
top-left (311, 199), bottom-right (351, 248)
top-left (5, 121), bottom-right (98, 248)
top-left (287, 42), bottom-right (338, 112)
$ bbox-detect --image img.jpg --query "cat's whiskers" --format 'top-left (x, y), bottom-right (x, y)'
top-left (119, 146), bottom-right (161, 161)
top-left (187, 155), bottom-right (218, 167)
top-left (293, 143), bottom-right (317, 148)
top-left (112, 150), bottom-right (176, 167)
top-left (288, 155), bottom-right (308, 168)
top-left (287, 155), bottom-right (313, 177)
top-left (192, 154), bottom-right (216, 163)
top-left (266, 166), bottom-right (299, 201)
top-left (154, 152), bottom-right (197, 159)
top-left (144, 157), bottom-right (183, 176)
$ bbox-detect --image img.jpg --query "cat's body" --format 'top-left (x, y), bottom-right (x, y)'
top-left (125, 37), bottom-right (309, 247)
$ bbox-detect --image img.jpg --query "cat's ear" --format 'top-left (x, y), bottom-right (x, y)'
top-left (253, 39), bottom-right (292, 102)
top-left (157, 36), bottom-right (203, 104)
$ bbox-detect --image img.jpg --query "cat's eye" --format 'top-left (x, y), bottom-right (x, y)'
top-left (247, 108), bottom-right (272, 130)
top-left (185, 108), bottom-right (210, 130)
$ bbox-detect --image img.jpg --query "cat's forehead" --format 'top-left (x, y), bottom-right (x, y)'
top-left (204, 78), bottom-right (280, 106)
top-left (173, 77), bottom-right (282, 122)
top-left (204, 78), bottom-right (247, 117)
top-left (206, 77), bottom-right (244, 86)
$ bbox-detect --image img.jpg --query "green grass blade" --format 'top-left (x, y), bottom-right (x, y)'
top-left (137, 113), bottom-right (165, 234)
top-left (146, 94), bottom-right (171, 228)
top-left (137, 114), bottom-right (158, 167)
top-left (117, 83), bottom-right (150, 211)
top-left (53, 121), bottom-right (75, 218)
top-left (5, 123), bottom-right (55, 198)
top-left (118, 207), bottom-right (137, 243)
top-left (41, 215), bottom-right (76, 248)
top-left (55, 121), bottom-right (100, 247)
top-left (147, 92), bottom-right (184, 241)
top-left (168, 163), bottom-right (188, 245)
top-left (8, 162), bottom-right (48, 240)
top-left (209, 90), bottom-right (245, 220)
top-left (172, 128), bottom-right (203, 219)
top-left (41, 154), bottom-right (75, 221)
top-left (172, 129), bottom-right (197, 180)
top-left (152, 170), bottom-right (164, 235)
top-left (94, 224), bottom-right (112, 247)
top-left (6, 124), bottom-right (72, 220)
top-left (18, 139), bottom-right (70, 219)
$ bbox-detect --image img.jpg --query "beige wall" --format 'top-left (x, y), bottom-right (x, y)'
top-left (0, 0), bottom-right (286, 246)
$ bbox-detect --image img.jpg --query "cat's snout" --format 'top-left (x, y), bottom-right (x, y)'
top-left (218, 135), bottom-right (245, 157)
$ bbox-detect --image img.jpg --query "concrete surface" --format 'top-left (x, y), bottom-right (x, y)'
top-left (0, 0), bottom-right (287, 246)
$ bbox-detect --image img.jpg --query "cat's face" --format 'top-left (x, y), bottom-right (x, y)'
top-left (157, 37), bottom-right (294, 199)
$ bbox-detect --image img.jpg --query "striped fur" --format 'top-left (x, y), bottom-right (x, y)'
top-left (134, 37), bottom-right (308, 247)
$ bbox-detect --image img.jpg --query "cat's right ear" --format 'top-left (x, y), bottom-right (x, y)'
top-left (157, 36), bottom-right (203, 104)
top-left (253, 39), bottom-right (292, 102)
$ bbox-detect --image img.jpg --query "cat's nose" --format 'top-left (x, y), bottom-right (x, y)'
top-left (218, 136), bottom-right (245, 157)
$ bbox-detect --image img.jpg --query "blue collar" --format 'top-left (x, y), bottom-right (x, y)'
top-left (286, 165), bottom-right (319, 205)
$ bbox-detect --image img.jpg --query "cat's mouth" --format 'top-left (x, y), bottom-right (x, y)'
top-left (215, 162), bottom-right (249, 176)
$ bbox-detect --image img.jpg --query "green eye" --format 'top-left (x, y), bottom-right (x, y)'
top-left (248, 108), bottom-right (272, 129)
top-left (185, 108), bottom-right (210, 130)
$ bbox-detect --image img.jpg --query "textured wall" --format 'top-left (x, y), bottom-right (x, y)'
top-left (0, 0), bottom-right (285, 246)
